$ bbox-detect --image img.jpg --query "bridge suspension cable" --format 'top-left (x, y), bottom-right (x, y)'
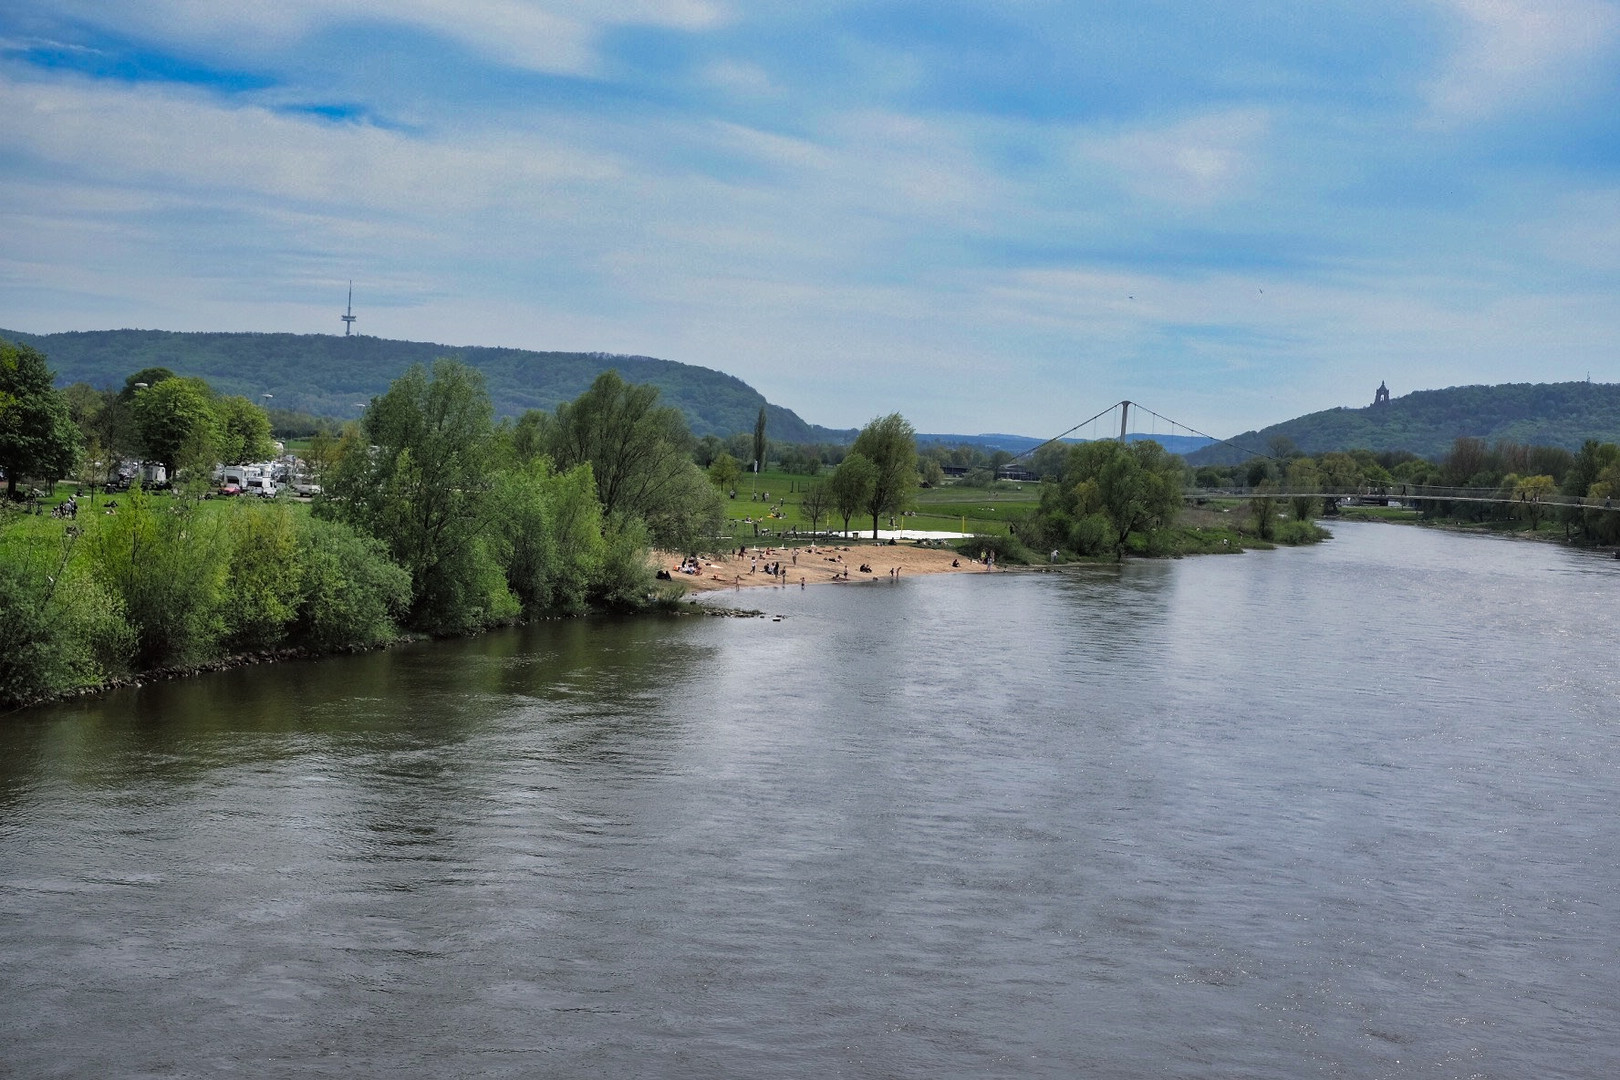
top-left (1013, 399), bottom-right (1283, 465)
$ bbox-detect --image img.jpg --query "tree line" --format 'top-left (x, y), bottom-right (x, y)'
top-left (0, 346), bottom-right (737, 710)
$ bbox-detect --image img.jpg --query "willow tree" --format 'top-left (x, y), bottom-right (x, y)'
top-left (538, 370), bottom-right (722, 551)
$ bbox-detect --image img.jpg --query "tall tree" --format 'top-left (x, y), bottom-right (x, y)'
top-left (130, 376), bottom-right (221, 479)
top-left (541, 370), bottom-right (721, 550)
top-left (708, 452), bottom-right (741, 492)
top-left (799, 479), bottom-right (832, 536)
top-left (829, 453), bottom-right (875, 536)
top-left (0, 340), bottom-right (80, 499)
top-left (850, 413), bottom-right (917, 538)
top-left (216, 395), bottom-right (277, 464)
top-left (752, 406), bottom-right (768, 472)
top-left (319, 360), bottom-right (514, 632)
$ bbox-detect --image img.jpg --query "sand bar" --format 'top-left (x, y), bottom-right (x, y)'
top-left (653, 542), bottom-right (1001, 592)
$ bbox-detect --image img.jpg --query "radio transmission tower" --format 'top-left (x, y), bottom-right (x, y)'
top-left (341, 282), bottom-right (357, 336)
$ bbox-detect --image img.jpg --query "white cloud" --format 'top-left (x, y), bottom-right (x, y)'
top-left (1424, 0), bottom-right (1620, 122)
top-left (1073, 109), bottom-right (1271, 208)
top-left (0, 72), bottom-right (620, 214)
top-left (25, 0), bottom-right (728, 75)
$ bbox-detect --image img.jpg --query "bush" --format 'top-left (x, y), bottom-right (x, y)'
top-left (222, 501), bottom-right (303, 651)
top-left (1068, 512), bottom-right (1112, 557)
top-left (955, 532), bottom-right (1033, 565)
top-left (0, 536), bottom-right (133, 709)
top-left (591, 514), bottom-right (656, 609)
top-left (85, 487), bottom-right (229, 668)
top-left (489, 461), bottom-right (606, 616)
top-left (291, 517), bottom-right (412, 650)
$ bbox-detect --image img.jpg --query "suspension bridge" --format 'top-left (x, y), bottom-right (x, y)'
top-left (1014, 400), bottom-right (1619, 513)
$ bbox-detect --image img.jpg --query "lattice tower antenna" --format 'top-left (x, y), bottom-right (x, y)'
top-left (341, 282), bottom-right (357, 336)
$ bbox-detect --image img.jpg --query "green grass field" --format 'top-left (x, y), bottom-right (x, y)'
top-left (719, 469), bottom-right (1037, 542)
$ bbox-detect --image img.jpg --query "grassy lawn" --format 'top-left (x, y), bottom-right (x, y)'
top-left (2, 482), bottom-right (313, 550)
top-left (718, 469), bottom-right (1036, 543)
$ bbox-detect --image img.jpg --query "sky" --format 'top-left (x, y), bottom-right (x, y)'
top-left (3, 1), bottom-right (1619, 438)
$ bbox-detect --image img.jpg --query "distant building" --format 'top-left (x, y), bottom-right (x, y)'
top-left (1373, 381), bottom-right (1390, 406)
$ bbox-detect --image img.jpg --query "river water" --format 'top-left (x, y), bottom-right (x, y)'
top-left (2, 521), bottom-right (1617, 1078)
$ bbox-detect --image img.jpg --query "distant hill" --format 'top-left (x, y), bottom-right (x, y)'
top-left (1, 328), bottom-right (856, 444)
top-left (1188, 381), bottom-right (1620, 465)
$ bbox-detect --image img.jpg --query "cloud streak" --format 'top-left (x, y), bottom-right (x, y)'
top-left (1, 1), bottom-right (1619, 437)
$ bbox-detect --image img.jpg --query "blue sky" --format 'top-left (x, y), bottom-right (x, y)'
top-left (3, 1), bottom-right (1619, 437)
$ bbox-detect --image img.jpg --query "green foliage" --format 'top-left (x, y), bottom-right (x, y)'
top-left (321, 360), bottom-right (514, 633)
top-left (488, 460), bottom-right (606, 616)
top-left (7, 328), bottom-right (854, 445)
top-left (290, 516), bottom-right (411, 650)
top-left (1068, 512), bottom-right (1113, 557)
top-left (216, 395), bottom-right (277, 464)
top-left (1191, 380), bottom-right (1620, 464)
top-left (1273, 520), bottom-right (1333, 545)
top-left (221, 501), bottom-right (303, 651)
top-left (85, 486), bottom-right (230, 668)
top-left (954, 532), bottom-right (1033, 565)
top-left (1251, 490), bottom-right (1278, 540)
top-left (0, 339), bottom-right (79, 499)
top-left (0, 528), bottom-right (132, 709)
top-left (131, 375), bottom-right (222, 476)
top-left (829, 452), bottom-right (876, 534)
top-left (541, 371), bottom-right (722, 550)
top-left (591, 514), bottom-right (656, 610)
top-left (851, 413), bottom-right (918, 537)
top-left (708, 452), bottom-right (742, 491)
top-left (1032, 439), bottom-right (1185, 559)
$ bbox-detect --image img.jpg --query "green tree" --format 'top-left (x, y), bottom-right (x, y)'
top-left (1512, 474), bottom-right (1556, 530)
top-left (130, 376), bottom-right (221, 479)
top-left (829, 453), bottom-right (875, 536)
top-left (541, 371), bottom-right (721, 550)
top-left (708, 452), bottom-right (742, 492)
top-left (0, 526), bottom-right (132, 707)
top-left (216, 395), bottom-right (277, 465)
top-left (319, 360), bottom-right (515, 633)
top-left (221, 500), bottom-right (304, 650)
top-left (86, 485), bottom-right (230, 667)
top-left (0, 340), bottom-right (80, 499)
top-left (488, 460), bottom-right (606, 616)
top-left (1038, 439), bottom-right (1185, 558)
top-left (290, 517), bottom-right (411, 650)
top-left (1284, 459), bottom-right (1321, 522)
top-left (851, 413), bottom-right (917, 538)
top-left (753, 406), bottom-right (768, 472)
top-left (799, 479), bottom-right (832, 536)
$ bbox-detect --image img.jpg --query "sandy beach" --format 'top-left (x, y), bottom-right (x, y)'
top-left (653, 542), bottom-right (1000, 592)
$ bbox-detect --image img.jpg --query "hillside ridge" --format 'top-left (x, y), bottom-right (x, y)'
top-left (1188, 381), bottom-right (1620, 464)
top-left (2, 327), bottom-right (856, 445)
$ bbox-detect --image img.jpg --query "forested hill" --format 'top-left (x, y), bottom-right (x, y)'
top-left (1188, 381), bottom-right (1620, 465)
top-left (3, 328), bottom-right (855, 444)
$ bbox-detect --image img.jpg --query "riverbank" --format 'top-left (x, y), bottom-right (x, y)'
top-left (1334, 505), bottom-right (1620, 552)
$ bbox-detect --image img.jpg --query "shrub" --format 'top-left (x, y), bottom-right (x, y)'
top-left (221, 501), bottom-right (303, 651)
top-left (291, 517), bottom-right (413, 650)
top-left (85, 487), bottom-right (228, 668)
top-left (955, 532), bottom-right (1033, 565)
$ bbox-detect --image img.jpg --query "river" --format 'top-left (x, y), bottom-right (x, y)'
top-left (2, 521), bottom-right (1617, 1078)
